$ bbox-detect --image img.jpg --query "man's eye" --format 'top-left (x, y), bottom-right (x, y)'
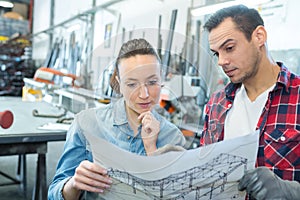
top-left (226, 46), bottom-right (233, 52)
top-left (213, 52), bottom-right (219, 57)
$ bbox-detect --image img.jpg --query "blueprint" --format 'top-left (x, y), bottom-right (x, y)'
top-left (83, 130), bottom-right (259, 200)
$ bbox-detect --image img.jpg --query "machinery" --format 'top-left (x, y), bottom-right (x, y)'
top-left (158, 74), bottom-right (208, 149)
top-left (160, 74), bottom-right (207, 128)
top-left (33, 67), bottom-right (77, 86)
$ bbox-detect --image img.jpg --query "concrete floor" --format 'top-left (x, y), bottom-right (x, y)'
top-left (0, 141), bottom-right (65, 200)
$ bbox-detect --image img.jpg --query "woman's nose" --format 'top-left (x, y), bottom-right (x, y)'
top-left (139, 84), bottom-right (149, 98)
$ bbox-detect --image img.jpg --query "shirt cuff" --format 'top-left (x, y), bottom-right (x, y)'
top-left (60, 177), bottom-right (73, 200)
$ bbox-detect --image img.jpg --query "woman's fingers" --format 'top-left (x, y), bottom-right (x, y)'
top-left (138, 111), bottom-right (151, 121)
top-left (72, 160), bottom-right (112, 192)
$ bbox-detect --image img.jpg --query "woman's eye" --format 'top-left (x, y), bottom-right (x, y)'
top-left (127, 83), bottom-right (137, 88)
top-left (148, 80), bottom-right (158, 85)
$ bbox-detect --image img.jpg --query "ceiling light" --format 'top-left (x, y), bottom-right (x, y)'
top-left (0, 1), bottom-right (14, 8)
top-left (191, 0), bottom-right (272, 16)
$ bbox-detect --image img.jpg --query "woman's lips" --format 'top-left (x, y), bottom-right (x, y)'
top-left (138, 102), bottom-right (151, 109)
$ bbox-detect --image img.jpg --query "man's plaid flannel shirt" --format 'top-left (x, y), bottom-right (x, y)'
top-left (200, 62), bottom-right (300, 184)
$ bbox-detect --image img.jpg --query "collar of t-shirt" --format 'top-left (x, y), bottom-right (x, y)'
top-left (224, 83), bottom-right (275, 140)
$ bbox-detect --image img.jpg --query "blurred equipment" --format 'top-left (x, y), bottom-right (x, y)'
top-left (160, 75), bottom-right (207, 124)
top-left (159, 75), bottom-right (207, 149)
top-left (162, 75), bottom-right (205, 100)
top-left (33, 67), bottom-right (77, 86)
top-left (32, 106), bottom-right (67, 118)
top-left (22, 81), bottom-right (43, 102)
top-left (0, 35), bottom-right (35, 96)
top-left (3, 11), bottom-right (24, 20)
top-left (162, 9), bottom-right (177, 79)
top-left (0, 110), bottom-right (13, 129)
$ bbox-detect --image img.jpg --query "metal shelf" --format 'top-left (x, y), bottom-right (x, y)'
top-left (31, 0), bottom-right (124, 37)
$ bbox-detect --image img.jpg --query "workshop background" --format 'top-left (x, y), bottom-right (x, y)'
top-left (0, 0), bottom-right (299, 199)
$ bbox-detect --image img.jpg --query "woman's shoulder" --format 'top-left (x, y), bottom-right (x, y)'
top-left (73, 103), bottom-right (114, 135)
top-left (76, 103), bottom-right (113, 121)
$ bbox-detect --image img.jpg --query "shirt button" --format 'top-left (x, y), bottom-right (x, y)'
top-left (280, 136), bottom-right (286, 142)
top-left (127, 136), bottom-right (131, 140)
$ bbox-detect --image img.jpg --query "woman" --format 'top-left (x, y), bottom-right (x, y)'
top-left (48, 38), bottom-right (186, 200)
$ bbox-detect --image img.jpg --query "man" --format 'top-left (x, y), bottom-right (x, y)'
top-left (200, 5), bottom-right (300, 200)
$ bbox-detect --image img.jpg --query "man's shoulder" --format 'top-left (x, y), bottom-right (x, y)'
top-left (278, 62), bottom-right (300, 87)
top-left (210, 82), bottom-right (237, 100)
top-left (289, 71), bottom-right (300, 85)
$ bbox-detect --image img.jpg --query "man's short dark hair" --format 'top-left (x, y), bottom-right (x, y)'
top-left (203, 4), bottom-right (264, 41)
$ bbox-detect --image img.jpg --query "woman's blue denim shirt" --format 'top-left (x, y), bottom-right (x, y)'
top-left (48, 98), bottom-right (186, 200)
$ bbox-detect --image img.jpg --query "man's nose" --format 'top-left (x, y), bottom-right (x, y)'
top-left (218, 54), bottom-right (230, 67)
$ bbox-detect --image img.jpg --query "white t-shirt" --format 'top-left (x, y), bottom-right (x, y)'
top-left (224, 84), bottom-right (275, 140)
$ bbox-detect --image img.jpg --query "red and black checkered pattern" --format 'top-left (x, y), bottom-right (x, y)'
top-left (201, 62), bottom-right (300, 183)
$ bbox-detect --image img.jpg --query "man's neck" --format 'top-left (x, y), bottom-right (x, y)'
top-left (244, 61), bottom-right (280, 102)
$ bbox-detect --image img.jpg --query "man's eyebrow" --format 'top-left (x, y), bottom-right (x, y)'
top-left (219, 38), bottom-right (234, 49)
top-left (210, 38), bottom-right (235, 55)
top-left (210, 39), bottom-right (234, 53)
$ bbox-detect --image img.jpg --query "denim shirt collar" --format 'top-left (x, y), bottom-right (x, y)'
top-left (112, 97), bottom-right (128, 126)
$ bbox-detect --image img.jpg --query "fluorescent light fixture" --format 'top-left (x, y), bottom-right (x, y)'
top-left (191, 0), bottom-right (271, 16)
top-left (0, 1), bottom-right (14, 8)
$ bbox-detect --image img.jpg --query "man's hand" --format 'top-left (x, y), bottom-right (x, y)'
top-left (238, 166), bottom-right (300, 200)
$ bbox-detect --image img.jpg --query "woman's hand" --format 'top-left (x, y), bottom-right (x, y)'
top-left (63, 160), bottom-right (112, 200)
top-left (138, 111), bottom-right (160, 155)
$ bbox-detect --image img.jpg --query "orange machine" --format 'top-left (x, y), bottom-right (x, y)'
top-left (34, 67), bottom-right (77, 86)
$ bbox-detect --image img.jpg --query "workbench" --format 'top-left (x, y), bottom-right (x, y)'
top-left (0, 97), bottom-right (67, 200)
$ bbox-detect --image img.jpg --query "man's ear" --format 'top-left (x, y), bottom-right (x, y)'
top-left (253, 25), bottom-right (267, 47)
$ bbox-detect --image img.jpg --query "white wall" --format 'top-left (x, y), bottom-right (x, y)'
top-left (32, 0), bottom-right (51, 32)
top-left (32, 0), bottom-right (300, 83)
top-left (32, 0), bottom-right (94, 62)
top-left (32, 0), bottom-right (300, 55)
top-left (93, 0), bottom-right (193, 51)
top-left (53, 0), bottom-right (93, 24)
top-left (32, 0), bottom-right (51, 61)
top-left (264, 0), bottom-right (300, 50)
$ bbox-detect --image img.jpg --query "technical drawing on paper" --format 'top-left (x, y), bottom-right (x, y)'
top-left (106, 153), bottom-right (247, 200)
top-left (83, 130), bottom-right (259, 200)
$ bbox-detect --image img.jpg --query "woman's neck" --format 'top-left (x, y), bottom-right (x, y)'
top-left (125, 105), bottom-right (141, 136)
